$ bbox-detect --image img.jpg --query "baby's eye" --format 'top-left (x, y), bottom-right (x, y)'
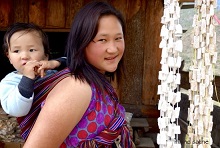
top-left (13, 50), bottom-right (19, 53)
top-left (29, 49), bottom-right (36, 52)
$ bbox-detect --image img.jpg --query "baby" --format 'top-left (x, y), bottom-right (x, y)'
top-left (0, 22), bottom-right (66, 117)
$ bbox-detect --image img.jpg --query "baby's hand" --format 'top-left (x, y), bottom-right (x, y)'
top-left (23, 61), bottom-right (41, 79)
top-left (38, 60), bottom-right (60, 77)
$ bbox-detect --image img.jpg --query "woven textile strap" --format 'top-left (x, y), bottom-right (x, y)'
top-left (17, 68), bottom-right (71, 140)
top-left (76, 112), bottom-right (135, 148)
top-left (74, 75), bottom-right (135, 148)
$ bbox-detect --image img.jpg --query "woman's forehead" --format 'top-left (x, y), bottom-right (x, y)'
top-left (96, 16), bottom-right (123, 35)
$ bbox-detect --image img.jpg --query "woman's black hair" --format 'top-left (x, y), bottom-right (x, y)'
top-left (65, 1), bottom-right (126, 92)
top-left (2, 22), bottom-right (50, 57)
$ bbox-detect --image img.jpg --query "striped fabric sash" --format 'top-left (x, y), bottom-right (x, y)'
top-left (76, 109), bottom-right (135, 148)
top-left (77, 76), bottom-right (135, 148)
top-left (77, 116), bottom-right (135, 148)
top-left (17, 68), bottom-right (71, 140)
top-left (60, 76), bottom-right (135, 148)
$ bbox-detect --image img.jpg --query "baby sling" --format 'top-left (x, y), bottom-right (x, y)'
top-left (17, 68), bottom-right (71, 140)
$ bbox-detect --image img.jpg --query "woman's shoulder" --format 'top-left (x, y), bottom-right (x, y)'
top-left (59, 76), bottom-right (90, 89)
top-left (47, 75), bottom-right (92, 102)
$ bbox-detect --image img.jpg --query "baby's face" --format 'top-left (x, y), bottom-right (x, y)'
top-left (7, 30), bottom-right (47, 74)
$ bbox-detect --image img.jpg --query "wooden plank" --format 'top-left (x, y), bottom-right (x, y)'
top-left (13, 0), bottom-right (28, 23)
top-left (42, 28), bottom-right (70, 32)
top-left (0, 142), bottom-right (4, 148)
top-left (142, 0), bottom-right (163, 105)
top-left (116, 0), bottom-right (146, 104)
top-left (109, 0), bottom-right (128, 20)
top-left (146, 118), bottom-right (159, 133)
top-left (141, 105), bottom-right (160, 118)
top-left (3, 142), bottom-right (24, 148)
top-left (130, 118), bottom-right (149, 129)
top-left (46, 0), bottom-right (66, 28)
top-left (126, 0), bottom-right (142, 20)
top-left (121, 104), bottom-right (159, 119)
top-left (136, 138), bottom-right (155, 148)
top-left (180, 71), bottom-right (190, 89)
top-left (29, 0), bottom-right (46, 27)
top-left (108, 0), bottom-right (128, 99)
top-left (210, 75), bottom-right (220, 102)
top-left (179, 0), bottom-right (195, 2)
top-left (178, 118), bottom-right (188, 147)
top-left (180, 3), bottom-right (195, 9)
top-left (0, 0), bottom-right (13, 28)
top-left (65, 0), bottom-right (84, 28)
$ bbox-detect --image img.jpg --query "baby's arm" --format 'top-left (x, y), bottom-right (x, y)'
top-left (0, 73), bottom-right (33, 117)
top-left (38, 57), bottom-right (67, 77)
top-left (54, 57), bottom-right (67, 69)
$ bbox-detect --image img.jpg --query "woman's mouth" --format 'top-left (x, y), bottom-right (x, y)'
top-left (105, 55), bottom-right (117, 60)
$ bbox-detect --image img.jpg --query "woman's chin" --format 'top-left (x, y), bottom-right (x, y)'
top-left (106, 67), bottom-right (117, 73)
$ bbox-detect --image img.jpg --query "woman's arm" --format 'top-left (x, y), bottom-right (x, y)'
top-left (23, 76), bottom-right (92, 148)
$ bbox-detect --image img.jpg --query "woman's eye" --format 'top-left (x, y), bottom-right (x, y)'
top-left (98, 39), bottom-right (107, 43)
top-left (116, 37), bottom-right (123, 41)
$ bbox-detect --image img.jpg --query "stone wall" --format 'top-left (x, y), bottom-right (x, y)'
top-left (0, 108), bottom-right (23, 143)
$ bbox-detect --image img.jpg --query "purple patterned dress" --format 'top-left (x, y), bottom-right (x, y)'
top-left (60, 84), bottom-right (126, 147)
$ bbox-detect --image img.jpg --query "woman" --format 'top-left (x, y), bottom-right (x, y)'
top-left (23, 1), bottom-right (135, 147)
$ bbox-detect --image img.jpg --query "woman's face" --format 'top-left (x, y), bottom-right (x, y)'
top-left (85, 15), bottom-right (125, 74)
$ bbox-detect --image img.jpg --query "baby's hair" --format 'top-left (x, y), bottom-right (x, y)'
top-left (2, 22), bottom-right (50, 57)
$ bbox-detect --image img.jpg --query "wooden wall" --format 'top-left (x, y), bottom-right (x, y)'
top-left (0, 0), bottom-right (163, 117)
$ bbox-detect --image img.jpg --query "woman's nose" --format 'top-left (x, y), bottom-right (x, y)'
top-left (107, 41), bottom-right (118, 53)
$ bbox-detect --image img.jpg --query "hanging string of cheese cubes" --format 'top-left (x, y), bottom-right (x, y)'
top-left (157, 0), bottom-right (182, 147)
top-left (187, 0), bottom-right (217, 147)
